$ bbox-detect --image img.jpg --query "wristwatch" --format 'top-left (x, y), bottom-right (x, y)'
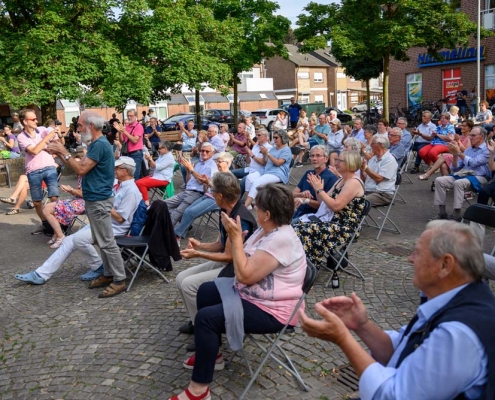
top-left (317, 189), bottom-right (324, 194)
top-left (64, 153), bottom-right (72, 161)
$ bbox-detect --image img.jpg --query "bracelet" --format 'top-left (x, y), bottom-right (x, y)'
top-left (304, 198), bottom-right (310, 204)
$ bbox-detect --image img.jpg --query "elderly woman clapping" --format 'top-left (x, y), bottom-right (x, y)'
top-left (169, 183), bottom-right (306, 400)
top-left (244, 129), bottom-right (292, 209)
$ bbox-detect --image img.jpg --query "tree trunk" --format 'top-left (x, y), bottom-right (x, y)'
top-left (41, 101), bottom-right (57, 124)
top-left (366, 79), bottom-right (371, 119)
top-left (195, 89), bottom-right (201, 130)
top-left (383, 53), bottom-right (390, 122)
top-left (233, 69), bottom-right (239, 128)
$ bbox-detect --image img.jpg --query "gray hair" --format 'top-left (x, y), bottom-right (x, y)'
top-left (473, 126), bottom-right (487, 138)
top-left (208, 124), bottom-right (219, 134)
top-left (391, 127), bottom-right (403, 137)
top-left (81, 112), bottom-right (105, 131)
top-left (397, 117), bottom-right (408, 125)
top-left (273, 129), bottom-right (290, 145)
top-left (426, 220), bottom-right (484, 281)
top-left (216, 151), bottom-right (234, 168)
top-left (310, 144), bottom-right (329, 158)
top-left (372, 135), bottom-right (390, 149)
top-left (159, 140), bottom-right (173, 151)
top-left (120, 162), bottom-right (136, 177)
top-left (344, 137), bottom-right (362, 151)
top-left (126, 108), bottom-right (137, 116)
top-left (330, 110), bottom-right (337, 117)
top-left (211, 171), bottom-right (240, 203)
top-left (422, 111), bottom-right (432, 119)
top-left (364, 125), bottom-right (377, 135)
top-left (256, 127), bottom-right (269, 137)
top-left (202, 142), bottom-right (214, 150)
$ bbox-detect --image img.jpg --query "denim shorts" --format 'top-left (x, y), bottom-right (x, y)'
top-left (27, 166), bottom-right (59, 201)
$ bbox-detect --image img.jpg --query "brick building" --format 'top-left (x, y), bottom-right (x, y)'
top-left (389, 1), bottom-right (489, 116)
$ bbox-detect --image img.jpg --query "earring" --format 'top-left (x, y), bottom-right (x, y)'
top-left (264, 218), bottom-right (268, 222)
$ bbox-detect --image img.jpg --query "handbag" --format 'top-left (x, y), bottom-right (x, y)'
top-left (120, 123), bottom-right (139, 156)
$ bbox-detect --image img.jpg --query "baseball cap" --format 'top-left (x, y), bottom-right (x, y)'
top-left (149, 108), bottom-right (154, 112)
top-left (115, 156), bottom-right (136, 168)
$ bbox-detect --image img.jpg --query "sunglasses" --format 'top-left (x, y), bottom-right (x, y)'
top-left (273, 136), bottom-right (280, 139)
top-left (201, 150), bottom-right (211, 153)
top-left (25, 118), bottom-right (38, 121)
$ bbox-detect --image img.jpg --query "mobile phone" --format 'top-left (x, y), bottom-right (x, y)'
top-left (308, 215), bottom-right (322, 223)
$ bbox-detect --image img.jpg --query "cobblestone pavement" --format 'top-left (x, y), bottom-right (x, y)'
top-left (0, 164), bottom-right (494, 399)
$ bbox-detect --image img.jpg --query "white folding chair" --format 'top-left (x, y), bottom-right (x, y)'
top-left (364, 172), bottom-right (402, 240)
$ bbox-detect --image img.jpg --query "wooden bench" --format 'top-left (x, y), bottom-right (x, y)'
top-left (158, 130), bottom-right (182, 142)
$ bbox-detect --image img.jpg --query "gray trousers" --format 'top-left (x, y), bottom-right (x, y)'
top-left (434, 176), bottom-right (487, 210)
top-left (176, 260), bottom-right (226, 323)
top-left (85, 198), bottom-right (126, 282)
top-left (365, 191), bottom-right (393, 207)
top-left (165, 190), bottom-right (203, 226)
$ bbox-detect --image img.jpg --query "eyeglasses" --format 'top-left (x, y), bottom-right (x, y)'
top-left (207, 130), bottom-right (216, 133)
top-left (273, 136), bottom-right (280, 139)
top-left (256, 134), bottom-right (265, 137)
top-left (216, 159), bottom-right (227, 164)
top-left (25, 118), bottom-right (38, 121)
top-left (469, 134), bottom-right (479, 137)
top-left (309, 154), bottom-right (324, 158)
top-left (388, 134), bottom-right (400, 137)
top-left (200, 150), bottom-right (211, 153)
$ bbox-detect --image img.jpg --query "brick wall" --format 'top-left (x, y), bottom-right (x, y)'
top-left (265, 57), bottom-right (296, 92)
top-left (389, 1), bottom-right (493, 114)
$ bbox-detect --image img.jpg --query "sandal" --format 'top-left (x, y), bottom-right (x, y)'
top-left (169, 387), bottom-right (211, 400)
top-left (0, 197), bottom-right (16, 205)
top-left (49, 236), bottom-right (65, 249)
top-left (5, 208), bottom-right (20, 215)
top-left (98, 282), bottom-right (127, 298)
top-left (47, 235), bottom-right (56, 245)
top-left (417, 174), bottom-right (429, 181)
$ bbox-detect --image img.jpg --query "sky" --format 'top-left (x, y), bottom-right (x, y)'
top-left (275, 0), bottom-right (338, 27)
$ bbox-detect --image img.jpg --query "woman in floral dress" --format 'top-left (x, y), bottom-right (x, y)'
top-left (292, 151), bottom-right (366, 268)
top-left (43, 175), bottom-right (85, 249)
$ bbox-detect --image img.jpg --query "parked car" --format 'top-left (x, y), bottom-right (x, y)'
top-left (351, 101), bottom-right (369, 113)
top-left (250, 108), bottom-right (286, 131)
top-left (201, 109), bottom-right (234, 126)
top-left (160, 113), bottom-right (220, 131)
top-left (324, 107), bottom-right (353, 123)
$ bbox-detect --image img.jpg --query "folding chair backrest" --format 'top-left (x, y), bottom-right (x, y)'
top-left (361, 199), bottom-right (372, 219)
top-left (395, 171), bottom-right (402, 187)
top-left (291, 146), bottom-right (301, 156)
top-left (165, 181), bottom-right (175, 198)
top-left (462, 204), bottom-right (495, 228)
top-left (129, 200), bottom-right (148, 236)
top-left (302, 260), bottom-right (318, 294)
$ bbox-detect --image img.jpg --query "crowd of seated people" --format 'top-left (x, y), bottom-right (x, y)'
top-left (7, 105), bottom-right (495, 399)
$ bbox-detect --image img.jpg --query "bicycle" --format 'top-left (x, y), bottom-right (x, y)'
top-left (389, 103), bottom-right (403, 126)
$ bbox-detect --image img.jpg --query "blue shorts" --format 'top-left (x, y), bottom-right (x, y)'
top-left (27, 166), bottom-right (59, 201)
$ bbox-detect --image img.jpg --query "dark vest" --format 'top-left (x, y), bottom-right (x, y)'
top-left (217, 200), bottom-right (257, 278)
top-left (396, 282), bottom-right (495, 399)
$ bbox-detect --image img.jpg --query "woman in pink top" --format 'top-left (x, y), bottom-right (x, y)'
top-left (170, 184), bottom-right (306, 400)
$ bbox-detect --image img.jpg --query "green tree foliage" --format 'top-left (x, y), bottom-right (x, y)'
top-left (295, 0), bottom-right (486, 121)
top-left (196, 0), bottom-right (291, 124)
top-left (0, 0), bottom-right (153, 116)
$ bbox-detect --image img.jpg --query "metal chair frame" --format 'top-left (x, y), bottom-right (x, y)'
top-left (321, 200), bottom-right (372, 285)
top-left (237, 260), bottom-right (318, 399)
top-left (364, 172), bottom-right (403, 240)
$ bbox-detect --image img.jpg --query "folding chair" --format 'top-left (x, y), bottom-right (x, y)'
top-left (321, 200), bottom-right (371, 285)
top-left (192, 210), bottom-right (220, 240)
top-left (399, 144), bottom-right (414, 185)
top-left (66, 212), bottom-right (88, 235)
top-left (149, 180), bottom-right (176, 202)
top-left (289, 146), bottom-right (301, 185)
top-left (238, 259), bottom-right (318, 399)
top-left (364, 172), bottom-right (402, 240)
top-left (116, 206), bottom-right (171, 292)
top-left (461, 203), bottom-right (495, 256)
top-left (0, 161), bottom-right (11, 188)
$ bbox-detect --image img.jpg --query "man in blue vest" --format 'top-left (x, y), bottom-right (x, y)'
top-left (299, 220), bottom-right (495, 400)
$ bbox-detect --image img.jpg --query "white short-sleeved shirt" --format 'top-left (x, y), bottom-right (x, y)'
top-left (365, 151), bottom-right (398, 194)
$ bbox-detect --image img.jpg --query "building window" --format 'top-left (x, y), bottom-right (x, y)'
top-left (297, 72), bottom-right (309, 79)
top-left (299, 93), bottom-right (310, 104)
top-left (485, 65), bottom-right (495, 106)
top-left (314, 72), bottom-right (323, 83)
top-left (155, 107), bottom-right (168, 120)
top-left (64, 111), bottom-right (79, 127)
top-left (443, 69), bottom-right (461, 105)
top-left (314, 94), bottom-right (324, 103)
top-left (406, 73), bottom-right (423, 107)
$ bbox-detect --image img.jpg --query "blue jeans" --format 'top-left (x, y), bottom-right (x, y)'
top-left (231, 168), bottom-right (248, 196)
top-left (192, 281), bottom-right (285, 384)
top-left (174, 196), bottom-right (219, 238)
top-left (9, 152), bottom-right (21, 159)
top-left (128, 150), bottom-right (143, 180)
top-left (27, 166), bottom-right (59, 201)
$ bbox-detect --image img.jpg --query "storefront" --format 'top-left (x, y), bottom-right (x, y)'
top-left (389, 2), bottom-right (494, 117)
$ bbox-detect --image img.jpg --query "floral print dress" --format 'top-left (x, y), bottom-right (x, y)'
top-left (54, 176), bottom-right (85, 226)
top-left (292, 178), bottom-right (366, 268)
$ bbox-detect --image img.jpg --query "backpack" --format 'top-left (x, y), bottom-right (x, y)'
top-left (129, 200), bottom-right (148, 236)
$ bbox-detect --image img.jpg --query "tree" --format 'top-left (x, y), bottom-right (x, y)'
top-left (196, 0), bottom-right (291, 126)
top-left (295, 0), bottom-right (486, 121)
top-left (0, 0), bottom-right (153, 117)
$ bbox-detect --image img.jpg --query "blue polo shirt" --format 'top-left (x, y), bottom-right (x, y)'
top-left (83, 136), bottom-right (115, 202)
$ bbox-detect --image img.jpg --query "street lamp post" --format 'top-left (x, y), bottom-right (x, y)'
top-left (477, 0), bottom-right (481, 114)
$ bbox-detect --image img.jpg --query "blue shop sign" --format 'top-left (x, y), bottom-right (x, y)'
top-left (417, 46), bottom-right (486, 68)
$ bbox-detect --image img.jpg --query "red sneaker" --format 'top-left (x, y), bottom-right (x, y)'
top-left (183, 353), bottom-right (224, 370)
